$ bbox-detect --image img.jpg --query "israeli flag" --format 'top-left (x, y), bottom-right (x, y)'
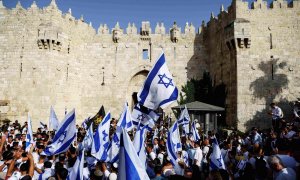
top-left (133, 125), bottom-right (148, 169)
top-left (68, 149), bottom-right (84, 180)
top-left (166, 122), bottom-right (181, 170)
top-left (210, 138), bottom-right (226, 170)
top-left (25, 114), bottom-right (34, 152)
top-left (138, 53), bottom-right (178, 110)
top-left (91, 112), bottom-right (111, 161)
top-left (166, 122), bottom-right (181, 165)
top-left (49, 106), bottom-right (59, 131)
top-left (117, 102), bottom-right (133, 132)
top-left (191, 120), bottom-right (200, 142)
top-left (79, 122), bottom-right (93, 151)
top-left (42, 109), bottom-right (76, 156)
top-left (132, 104), bottom-right (158, 129)
top-left (178, 106), bottom-right (190, 135)
top-left (107, 103), bottom-right (134, 163)
top-left (118, 128), bottom-right (150, 180)
top-left (82, 117), bottom-right (90, 129)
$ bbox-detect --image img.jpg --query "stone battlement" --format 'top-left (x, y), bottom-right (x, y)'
top-left (204, 0), bottom-right (300, 29)
top-left (0, 0), bottom-right (198, 37)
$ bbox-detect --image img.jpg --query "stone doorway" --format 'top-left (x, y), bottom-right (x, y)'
top-left (127, 70), bottom-right (149, 110)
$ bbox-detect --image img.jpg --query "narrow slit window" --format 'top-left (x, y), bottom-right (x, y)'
top-left (271, 63), bottom-right (274, 80)
top-left (143, 49), bottom-right (149, 60)
top-left (270, 33), bottom-right (273, 49)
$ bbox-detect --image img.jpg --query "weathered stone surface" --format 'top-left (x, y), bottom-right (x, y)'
top-left (0, 0), bottom-right (299, 131)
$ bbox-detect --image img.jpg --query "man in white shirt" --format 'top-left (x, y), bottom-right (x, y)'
top-left (193, 140), bottom-right (203, 169)
top-left (146, 144), bottom-right (157, 161)
top-left (269, 103), bottom-right (283, 132)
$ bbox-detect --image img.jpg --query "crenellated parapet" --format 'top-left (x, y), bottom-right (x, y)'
top-left (184, 22), bottom-right (195, 35)
top-left (126, 23), bottom-right (137, 35)
top-left (155, 22), bottom-right (165, 35)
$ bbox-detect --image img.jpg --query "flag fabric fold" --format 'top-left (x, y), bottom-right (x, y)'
top-left (191, 120), bottom-right (200, 142)
top-left (117, 128), bottom-right (150, 180)
top-left (25, 114), bottom-right (34, 152)
top-left (91, 112), bottom-right (111, 161)
top-left (178, 105), bottom-right (190, 135)
top-left (137, 52), bottom-right (178, 110)
top-left (49, 106), bottom-right (59, 131)
top-left (79, 122), bottom-right (93, 151)
top-left (42, 109), bottom-right (76, 156)
top-left (67, 149), bottom-right (85, 180)
top-left (131, 104), bottom-right (157, 130)
top-left (133, 125), bottom-right (148, 169)
top-left (166, 121), bottom-right (181, 166)
top-left (107, 102), bottom-right (133, 163)
top-left (210, 138), bottom-right (226, 170)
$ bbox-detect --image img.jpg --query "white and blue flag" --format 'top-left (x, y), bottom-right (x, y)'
top-left (210, 138), bottom-right (226, 170)
top-left (132, 104), bottom-right (159, 129)
top-left (68, 149), bottom-right (85, 180)
top-left (25, 114), bottom-right (34, 152)
top-left (166, 121), bottom-right (183, 175)
top-left (107, 103), bottom-right (133, 162)
top-left (133, 125), bottom-right (148, 169)
top-left (42, 109), bottom-right (76, 156)
top-left (82, 117), bottom-right (90, 129)
top-left (138, 53), bottom-right (178, 110)
top-left (91, 112), bottom-right (111, 161)
top-left (178, 106), bottom-right (190, 135)
top-left (166, 121), bottom-right (182, 166)
top-left (191, 120), bottom-right (200, 142)
top-left (79, 122), bottom-right (93, 151)
top-left (49, 106), bottom-right (59, 131)
top-left (118, 128), bottom-right (150, 180)
top-left (117, 102), bottom-right (133, 132)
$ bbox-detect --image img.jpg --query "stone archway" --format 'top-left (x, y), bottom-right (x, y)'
top-left (126, 70), bottom-right (149, 110)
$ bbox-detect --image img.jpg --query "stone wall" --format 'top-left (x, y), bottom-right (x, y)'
top-left (0, 0), bottom-right (299, 131)
top-left (0, 0), bottom-right (205, 128)
top-left (204, 0), bottom-right (300, 131)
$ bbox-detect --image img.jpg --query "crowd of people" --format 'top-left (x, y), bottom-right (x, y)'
top-left (0, 102), bottom-right (299, 180)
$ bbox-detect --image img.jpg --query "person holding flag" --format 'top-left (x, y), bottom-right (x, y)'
top-left (25, 114), bottom-right (34, 152)
top-left (91, 112), bottom-right (111, 161)
top-left (42, 109), bottom-right (77, 156)
top-left (107, 102), bottom-right (133, 163)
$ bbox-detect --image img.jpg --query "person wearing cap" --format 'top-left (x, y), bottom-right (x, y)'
top-left (101, 162), bottom-right (118, 180)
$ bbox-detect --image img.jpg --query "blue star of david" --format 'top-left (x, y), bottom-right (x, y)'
top-left (113, 134), bottom-right (120, 147)
top-left (158, 74), bottom-right (174, 88)
top-left (216, 155), bottom-right (223, 167)
top-left (58, 131), bottom-right (67, 143)
top-left (137, 114), bottom-right (146, 122)
top-left (103, 142), bottom-right (109, 149)
top-left (102, 130), bottom-right (108, 141)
